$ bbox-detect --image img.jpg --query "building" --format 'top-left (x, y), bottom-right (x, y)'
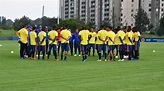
top-left (140, 0), bottom-right (164, 26)
top-left (59, 0), bottom-right (79, 20)
top-left (59, 0), bottom-right (114, 29)
top-left (120, 0), bottom-right (139, 27)
top-left (59, 0), bottom-right (164, 29)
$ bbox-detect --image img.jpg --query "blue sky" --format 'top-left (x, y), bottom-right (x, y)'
top-left (0, 0), bottom-right (59, 21)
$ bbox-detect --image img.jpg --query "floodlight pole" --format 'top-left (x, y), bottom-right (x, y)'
top-left (42, 5), bottom-right (45, 27)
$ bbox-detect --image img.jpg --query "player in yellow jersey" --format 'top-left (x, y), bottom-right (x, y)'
top-left (95, 30), bottom-right (101, 56)
top-left (97, 26), bottom-right (108, 62)
top-left (79, 26), bottom-right (91, 61)
top-left (133, 27), bottom-right (141, 60)
top-left (47, 26), bottom-right (58, 61)
top-left (88, 28), bottom-right (97, 56)
top-left (125, 26), bottom-right (134, 60)
top-left (115, 27), bottom-right (126, 61)
top-left (60, 26), bottom-right (71, 61)
top-left (29, 27), bottom-right (37, 60)
top-left (38, 27), bottom-right (46, 60)
top-left (106, 26), bottom-right (116, 61)
top-left (16, 24), bottom-right (28, 59)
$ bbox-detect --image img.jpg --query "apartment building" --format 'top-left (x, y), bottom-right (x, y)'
top-left (120, 0), bottom-right (139, 27)
top-left (59, 0), bottom-right (114, 29)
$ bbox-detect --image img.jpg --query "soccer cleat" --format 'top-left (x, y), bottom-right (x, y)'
top-left (30, 58), bottom-right (36, 60)
top-left (20, 57), bottom-right (25, 59)
top-left (74, 54), bottom-right (77, 56)
top-left (118, 59), bottom-right (121, 61)
top-left (55, 59), bottom-right (58, 61)
top-left (79, 55), bottom-right (81, 56)
top-left (109, 59), bottom-right (112, 62)
top-left (121, 59), bottom-right (124, 61)
top-left (105, 59), bottom-right (107, 62)
top-left (97, 60), bottom-right (101, 62)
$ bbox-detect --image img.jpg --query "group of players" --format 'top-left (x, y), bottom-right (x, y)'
top-left (16, 24), bottom-right (141, 62)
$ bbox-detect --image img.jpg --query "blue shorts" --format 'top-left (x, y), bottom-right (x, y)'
top-left (108, 45), bottom-right (115, 51)
top-left (31, 45), bottom-right (36, 52)
top-left (126, 45), bottom-right (132, 52)
top-left (134, 42), bottom-right (140, 51)
top-left (118, 44), bottom-right (125, 51)
top-left (98, 44), bottom-right (106, 52)
top-left (49, 44), bottom-right (57, 51)
top-left (80, 45), bottom-right (88, 52)
top-left (39, 46), bottom-right (45, 52)
top-left (61, 43), bottom-right (69, 52)
top-left (89, 44), bottom-right (95, 49)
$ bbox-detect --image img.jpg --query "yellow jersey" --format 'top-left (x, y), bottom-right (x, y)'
top-left (134, 31), bottom-right (141, 42)
top-left (61, 29), bottom-right (71, 43)
top-left (115, 30), bottom-right (125, 45)
top-left (79, 30), bottom-right (90, 45)
top-left (89, 32), bottom-right (97, 44)
top-left (38, 31), bottom-right (46, 46)
top-left (107, 31), bottom-right (116, 45)
top-left (18, 28), bottom-right (28, 44)
top-left (125, 31), bottom-right (133, 45)
top-left (97, 30), bottom-right (108, 44)
top-left (48, 30), bottom-right (58, 45)
top-left (95, 33), bottom-right (101, 44)
top-left (30, 31), bottom-right (37, 45)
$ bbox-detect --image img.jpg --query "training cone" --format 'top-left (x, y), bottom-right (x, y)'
top-left (10, 51), bottom-right (14, 53)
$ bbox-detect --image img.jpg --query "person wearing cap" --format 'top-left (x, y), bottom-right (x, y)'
top-left (35, 25), bottom-right (42, 56)
top-left (16, 24), bottom-right (28, 59)
top-left (69, 32), bottom-right (74, 56)
top-left (29, 27), bottom-right (37, 60)
top-left (45, 26), bottom-right (49, 55)
top-left (72, 29), bottom-right (81, 56)
top-left (26, 24), bottom-right (33, 58)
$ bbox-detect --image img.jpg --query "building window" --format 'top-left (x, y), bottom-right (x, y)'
top-left (131, 4), bottom-right (133, 7)
top-left (149, 4), bottom-right (151, 7)
top-left (121, 18), bottom-right (123, 21)
top-left (91, 10), bottom-right (95, 12)
top-left (149, 9), bottom-right (151, 11)
top-left (131, 9), bottom-right (134, 12)
top-left (82, 6), bottom-right (85, 9)
top-left (121, 0), bottom-right (123, 2)
top-left (121, 13), bottom-right (123, 16)
top-left (132, 0), bottom-right (134, 2)
top-left (81, 2), bottom-right (86, 4)
top-left (65, 16), bottom-right (68, 18)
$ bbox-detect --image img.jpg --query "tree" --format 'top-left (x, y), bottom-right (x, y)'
top-left (13, 16), bottom-right (31, 30)
top-left (134, 8), bottom-right (150, 33)
top-left (58, 19), bottom-right (82, 32)
top-left (157, 16), bottom-right (164, 35)
top-left (101, 20), bottom-right (111, 28)
top-left (0, 16), bottom-right (12, 30)
top-left (85, 21), bottom-right (95, 30)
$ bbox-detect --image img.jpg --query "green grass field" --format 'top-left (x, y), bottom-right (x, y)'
top-left (0, 30), bottom-right (16, 37)
top-left (0, 41), bottom-right (164, 91)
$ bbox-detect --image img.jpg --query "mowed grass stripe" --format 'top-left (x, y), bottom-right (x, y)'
top-left (0, 41), bottom-right (164, 91)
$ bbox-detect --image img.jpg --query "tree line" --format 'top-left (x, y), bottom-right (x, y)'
top-left (0, 8), bottom-right (164, 35)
